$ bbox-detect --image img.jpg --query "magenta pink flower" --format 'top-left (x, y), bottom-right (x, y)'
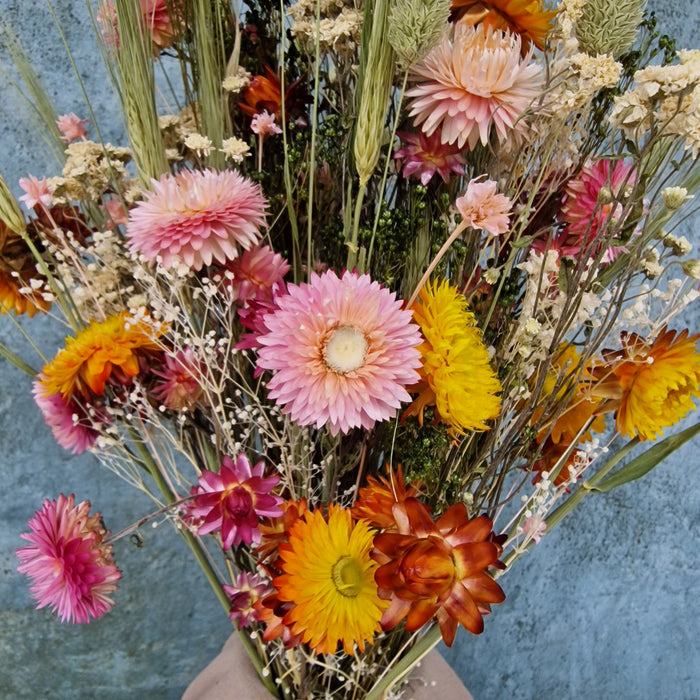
top-left (16, 494), bottom-right (121, 624)
top-left (56, 113), bottom-right (89, 143)
top-left (456, 177), bottom-right (513, 235)
top-left (188, 454), bottom-right (283, 549)
top-left (250, 110), bottom-right (282, 137)
top-left (255, 270), bottom-right (422, 435)
top-left (151, 348), bottom-right (206, 411)
top-left (32, 377), bottom-right (101, 454)
top-left (223, 571), bottom-right (271, 629)
top-left (406, 24), bottom-right (541, 150)
top-left (393, 130), bottom-right (467, 185)
top-left (18, 175), bottom-right (54, 210)
top-left (126, 168), bottom-right (267, 271)
top-left (223, 244), bottom-right (290, 305)
top-left (561, 159), bottom-right (636, 254)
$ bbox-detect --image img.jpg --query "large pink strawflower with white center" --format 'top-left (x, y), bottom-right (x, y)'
top-left (406, 23), bottom-right (542, 150)
top-left (126, 169), bottom-right (267, 271)
top-left (188, 454), bottom-right (284, 549)
top-left (456, 177), bottom-right (513, 235)
top-left (394, 130), bottom-right (467, 185)
top-left (32, 378), bottom-right (101, 455)
top-left (255, 270), bottom-right (423, 435)
top-left (16, 494), bottom-right (121, 624)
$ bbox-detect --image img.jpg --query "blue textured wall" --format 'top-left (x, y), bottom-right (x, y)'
top-left (0, 2), bottom-right (698, 698)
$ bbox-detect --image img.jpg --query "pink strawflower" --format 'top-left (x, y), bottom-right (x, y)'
top-left (151, 348), bottom-right (206, 411)
top-left (126, 168), bottom-right (267, 271)
top-left (561, 159), bottom-right (636, 256)
top-left (98, 0), bottom-right (181, 53)
top-left (393, 130), bottom-right (467, 185)
top-left (188, 454), bottom-right (283, 549)
top-left (406, 23), bottom-right (542, 150)
top-left (223, 244), bottom-right (291, 305)
top-left (455, 177), bottom-right (513, 235)
top-left (255, 270), bottom-right (422, 435)
top-left (56, 113), bottom-right (89, 143)
top-left (16, 494), bottom-right (121, 624)
top-left (32, 378), bottom-right (101, 454)
top-left (223, 571), bottom-right (271, 629)
top-left (18, 175), bottom-right (55, 210)
top-left (522, 514), bottom-right (546, 544)
top-left (250, 110), bottom-right (282, 136)
top-left (104, 196), bottom-right (129, 228)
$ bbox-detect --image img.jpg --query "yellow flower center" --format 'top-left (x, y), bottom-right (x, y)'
top-left (332, 556), bottom-right (364, 597)
top-left (323, 325), bottom-right (367, 373)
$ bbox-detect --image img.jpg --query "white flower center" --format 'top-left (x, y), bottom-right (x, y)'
top-left (323, 325), bottom-right (367, 374)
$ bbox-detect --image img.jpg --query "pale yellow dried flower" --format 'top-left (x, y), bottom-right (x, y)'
top-left (220, 137), bottom-right (251, 163)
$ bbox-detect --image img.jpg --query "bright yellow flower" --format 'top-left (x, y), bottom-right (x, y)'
top-left (41, 312), bottom-right (163, 399)
top-left (273, 505), bottom-right (387, 656)
top-left (405, 280), bottom-right (501, 435)
top-left (593, 328), bottom-right (700, 441)
top-left (451, 0), bottom-right (557, 52)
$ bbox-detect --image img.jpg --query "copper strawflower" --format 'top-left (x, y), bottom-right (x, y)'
top-left (372, 498), bottom-right (505, 646)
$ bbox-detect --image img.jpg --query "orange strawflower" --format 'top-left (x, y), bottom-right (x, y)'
top-left (372, 499), bottom-right (505, 646)
top-left (41, 312), bottom-right (163, 399)
top-left (273, 505), bottom-right (387, 655)
top-left (592, 328), bottom-right (700, 441)
top-left (352, 465), bottom-right (422, 529)
top-left (450, 0), bottom-right (557, 52)
top-left (238, 66), bottom-right (308, 123)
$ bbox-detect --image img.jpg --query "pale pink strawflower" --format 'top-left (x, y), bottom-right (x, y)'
top-left (255, 270), bottom-right (423, 435)
top-left (126, 168), bottom-right (267, 271)
top-left (18, 175), bottom-right (55, 210)
top-left (250, 110), bottom-right (282, 136)
top-left (456, 177), bottom-right (513, 235)
top-left (561, 159), bottom-right (636, 255)
top-left (33, 378), bottom-right (101, 454)
top-left (406, 23), bottom-right (542, 150)
top-left (188, 454), bottom-right (283, 549)
top-left (56, 113), bottom-right (89, 143)
top-left (223, 571), bottom-right (271, 629)
top-left (223, 244), bottom-right (290, 305)
top-left (16, 494), bottom-right (121, 624)
top-left (151, 348), bottom-right (206, 411)
top-left (393, 130), bottom-right (467, 185)
top-left (522, 514), bottom-right (546, 544)
top-left (104, 196), bottom-right (129, 228)
top-left (98, 0), bottom-right (181, 53)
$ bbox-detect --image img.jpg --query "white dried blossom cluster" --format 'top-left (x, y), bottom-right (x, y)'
top-left (288, 0), bottom-right (362, 58)
top-left (554, 0), bottom-right (586, 42)
top-left (221, 137), bottom-right (251, 163)
top-left (222, 67), bottom-right (252, 94)
top-left (47, 141), bottom-right (132, 204)
top-left (610, 49), bottom-right (700, 157)
top-left (546, 52), bottom-right (622, 114)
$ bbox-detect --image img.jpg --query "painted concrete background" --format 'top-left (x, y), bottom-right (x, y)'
top-left (0, 1), bottom-right (698, 698)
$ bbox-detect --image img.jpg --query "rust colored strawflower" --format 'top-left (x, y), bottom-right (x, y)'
top-left (40, 312), bottom-right (163, 400)
top-left (372, 498), bottom-right (505, 646)
top-left (405, 279), bottom-right (501, 436)
top-left (352, 465), bottom-right (423, 529)
top-left (273, 505), bottom-right (388, 655)
top-left (16, 494), bottom-right (121, 624)
top-left (450, 0), bottom-right (557, 52)
top-left (592, 328), bottom-right (700, 441)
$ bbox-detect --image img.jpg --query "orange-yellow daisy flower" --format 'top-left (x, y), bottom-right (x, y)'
top-left (41, 312), bottom-right (163, 399)
top-left (273, 505), bottom-right (387, 656)
top-left (592, 328), bottom-right (700, 441)
top-left (404, 280), bottom-right (501, 436)
top-left (450, 0), bottom-right (557, 52)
